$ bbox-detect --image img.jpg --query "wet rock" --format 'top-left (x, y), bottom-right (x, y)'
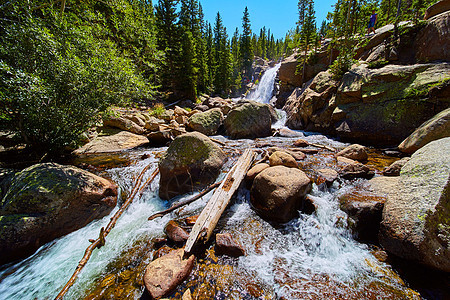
top-left (187, 108), bottom-right (224, 136)
top-left (182, 289), bottom-right (193, 300)
top-left (165, 220), bottom-right (189, 243)
top-left (153, 245), bottom-right (175, 260)
top-left (339, 188), bottom-right (385, 243)
top-left (103, 116), bottom-right (145, 135)
top-left (224, 101), bottom-right (272, 139)
top-left (372, 137), bottom-right (450, 272)
top-left (250, 166), bottom-right (312, 223)
top-left (336, 144), bottom-right (368, 162)
top-left (382, 157), bottom-right (410, 176)
top-left (417, 11), bottom-right (450, 62)
top-left (0, 163), bottom-right (118, 264)
top-left (245, 163), bottom-right (270, 184)
top-left (215, 233), bottom-right (245, 257)
top-left (275, 128), bottom-right (305, 138)
top-left (144, 248), bottom-right (195, 299)
top-left (337, 156), bottom-right (375, 179)
top-left (269, 151), bottom-right (298, 168)
top-left (293, 139), bottom-right (309, 147)
top-left (159, 132), bottom-right (226, 200)
top-left (185, 215), bottom-right (198, 226)
top-left (74, 131), bottom-right (149, 155)
top-left (424, 0), bottom-right (450, 19)
top-left (316, 168), bottom-right (338, 186)
top-left (398, 108), bottom-right (450, 154)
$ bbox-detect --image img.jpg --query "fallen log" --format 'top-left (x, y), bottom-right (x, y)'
top-left (55, 166), bottom-right (159, 300)
top-left (148, 181), bottom-right (222, 221)
top-left (184, 149), bottom-right (255, 254)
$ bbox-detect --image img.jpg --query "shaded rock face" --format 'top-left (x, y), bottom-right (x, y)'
top-left (424, 0), bottom-right (450, 20)
top-left (398, 107), bottom-right (450, 154)
top-left (382, 157), bottom-right (410, 176)
top-left (250, 166), bottom-right (312, 223)
top-left (371, 137), bottom-right (450, 272)
top-left (144, 248), bottom-right (195, 299)
top-left (284, 63), bottom-right (450, 146)
top-left (187, 108), bottom-right (224, 136)
top-left (74, 131), bottom-right (149, 155)
top-left (417, 11), bottom-right (450, 62)
top-left (224, 101), bottom-right (272, 139)
top-left (0, 163), bottom-right (118, 264)
top-left (158, 132), bottom-right (226, 200)
top-left (339, 188), bottom-right (385, 243)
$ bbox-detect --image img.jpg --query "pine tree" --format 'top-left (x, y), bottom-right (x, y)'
top-left (196, 3), bottom-right (209, 94)
top-left (298, 0), bottom-right (316, 84)
top-left (213, 12), bottom-right (230, 95)
top-left (240, 6), bottom-right (253, 83)
top-left (205, 22), bottom-right (215, 93)
top-left (155, 0), bottom-right (181, 95)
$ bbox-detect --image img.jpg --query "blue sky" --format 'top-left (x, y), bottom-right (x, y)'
top-left (200, 0), bottom-right (336, 40)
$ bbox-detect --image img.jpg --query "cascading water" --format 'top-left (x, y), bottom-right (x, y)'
top-left (0, 135), bottom-right (421, 299)
top-left (247, 63), bottom-right (281, 104)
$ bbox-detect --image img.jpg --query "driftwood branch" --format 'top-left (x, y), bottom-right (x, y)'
top-left (148, 181), bottom-right (222, 221)
top-left (185, 149), bottom-right (255, 254)
top-left (309, 142), bottom-right (336, 152)
top-left (55, 166), bottom-right (159, 300)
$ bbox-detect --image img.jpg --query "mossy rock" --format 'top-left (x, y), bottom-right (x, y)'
top-left (158, 132), bottom-right (226, 200)
top-left (0, 163), bottom-right (118, 264)
top-left (187, 108), bottom-right (224, 136)
top-left (224, 101), bottom-right (272, 139)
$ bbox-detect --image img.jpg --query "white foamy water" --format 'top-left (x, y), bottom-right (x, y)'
top-left (247, 63), bottom-right (281, 104)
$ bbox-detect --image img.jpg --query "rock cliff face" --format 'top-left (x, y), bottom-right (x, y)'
top-left (281, 12), bottom-right (450, 146)
top-left (284, 62), bottom-right (450, 146)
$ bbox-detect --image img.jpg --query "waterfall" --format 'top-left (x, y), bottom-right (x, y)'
top-left (247, 63), bottom-right (281, 104)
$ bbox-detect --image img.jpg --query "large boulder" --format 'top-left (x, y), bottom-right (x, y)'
top-left (250, 166), bottom-right (312, 223)
top-left (371, 137), bottom-right (450, 272)
top-left (224, 101), bottom-right (272, 139)
top-left (416, 11), bottom-right (450, 62)
top-left (0, 163), bottom-right (118, 264)
top-left (187, 108), bottom-right (224, 136)
top-left (74, 131), bottom-right (149, 155)
top-left (144, 248), bottom-right (195, 299)
top-left (398, 108), bottom-right (450, 154)
top-left (158, 132), bottom-right (226, 200)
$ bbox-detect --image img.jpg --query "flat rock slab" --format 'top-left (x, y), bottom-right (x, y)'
top-left (74, 131), bottom-right (149, 155)
top-left (144, 248), bottom-right (195, 299)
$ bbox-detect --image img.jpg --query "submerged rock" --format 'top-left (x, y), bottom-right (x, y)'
top-left (144, 248), bottom-right (195, 299)
top-left (250, 166), bottom-right (312, 223)
top-left (372, 137), bottom-right (450, 272)
top-left (158, 132), bottom-right (226, 200)
top-left (224, 101), bottom-right (272, 139)
top-left (0, 163), bottom-right (117, 264)
top-left (398, 107), bottom-right (450, 154)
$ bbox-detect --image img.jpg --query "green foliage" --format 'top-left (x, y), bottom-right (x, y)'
top-left (329, 49), bottom-right (356, 79)
top-left (149, 103), bottom-right (166, 117)
top-left (0, 0), bottom-right (158, 154)
top-left (241, 7), bottom-right (253, 78)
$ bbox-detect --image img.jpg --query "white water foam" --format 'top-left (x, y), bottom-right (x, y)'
top-left (247, 63), bottom-right (281, 104)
